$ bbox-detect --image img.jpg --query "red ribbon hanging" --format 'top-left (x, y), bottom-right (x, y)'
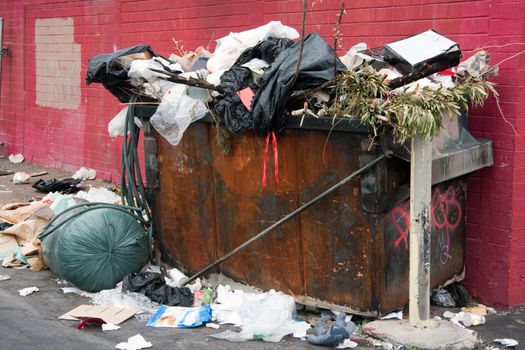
top-left (261, 131), bottom-right (279, 188)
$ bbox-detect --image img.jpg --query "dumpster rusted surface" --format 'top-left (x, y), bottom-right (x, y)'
top-left (151, 118), bottom-right (466, 316)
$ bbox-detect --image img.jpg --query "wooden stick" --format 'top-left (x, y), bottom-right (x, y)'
top-left (149, 68), bottom-right (224, 93)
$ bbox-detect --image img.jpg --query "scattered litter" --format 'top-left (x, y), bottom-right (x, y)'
top-left (337, 338), bottom-right (359, 349)
top-left (102, 323), bottom-right (121, 331)
top-left (75, 187), bottom-right (121, 204)
top-left (291, 319), bottom-right (311, 339)
top-left (380, 310), bottom-right (403, 320)
top-left (0, 222), bottom-right (13, 231)
top-left (307, 312), bottom-right (356, 347)
top-left (210, 285), bottom-right (302, 342)
top-left (206, 323), bottom-right (220, 329)
top-left (32, 178), bottom-right (81, 194)
top-left (0, 275), bottom-right (10, 281)
top-left (122, 272), bottom-right (194, 306)
top-left (88, 287), bottom-right (159, 314)
top-left (18, 286), bottom-right (39, 296)
top-left (61, 287), bottom-right (82, 294)
top-left (72, 167), bottom-right (97, 181)
top-left (462, 304), bottom-right (495, 316)
top-left (8, 154), bottom-right (24, 163)
top-left (12, 172), bottom-right (31, 184)
top-left (59, 304), bottom-right (138, 325)
top-left (494, 339), bottom-right (518, 347)
top-left (431, 288), bottom-right (455, 307)
top-left (445, 311), bottom-right (485, 327)
top-left (147, 305), bottom-right (212, 328)
top-left (115, 334), bottom-right (152, 350)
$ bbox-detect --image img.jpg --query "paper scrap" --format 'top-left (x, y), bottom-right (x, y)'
top-left (102, 323), bottom-right (121, 331)
top-left (115, 334), bottom-right (152, 350)
top-left (18, 286), bottom-right (39, 296)
top-left (8, 154), bottom-right (24, 164)
top-left (291, 320), bottom-right (311, 338)
top-left (236, 87), bottom-right (255, 111)
top-left (61, 287), bottom-right (82, 294)
top-left (0, 275), bottom-right (10, 281)
top-left (494, 338), bottom-right (518, 347)
top-left (380, 310), bottom-right (403, 320)
top-left (206, 323), bottom-right (220, 329)
top-left (337, 339), bottom-right (359, 349)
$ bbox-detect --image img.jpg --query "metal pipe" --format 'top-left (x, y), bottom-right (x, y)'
top-left (182, 152), bottom-right (389, 285)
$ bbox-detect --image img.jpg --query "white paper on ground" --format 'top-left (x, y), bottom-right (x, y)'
top-left (102, 323), bottom-right (121, 331)
top-left (206, 323), bottom-right (220, 329)
top-left (18, 286), bottom-right (39, 296)
top-left (337, 339), bottom-right (359, 349)
top-left (115, 334), bottom-right (152, 350)
top-left (0, 275), bottom-right (10, 281)
top-left (494, 338), bottom-right (518, 347)
top-left (8, 154), bottom-right (24, 163)
top-left (380, 310), bottom-right (403, 320)
top-left (61, 287), bottom-right (82, 294)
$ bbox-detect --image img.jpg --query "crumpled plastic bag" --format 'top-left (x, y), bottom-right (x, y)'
top-left (207, 21), bottom-right (299, 74)
top-left (128, 57), bottom-right (182, 82)
top-left (13, 172), bottom-right (31, 184)
top-left (150, 73), bottom-right (210, 146)
top-left (307, 312), bottom-right (356, 347)
top-left (32, 178), bottom-right (81, 194)
top-left (210, 286), bottom-right (300, 342)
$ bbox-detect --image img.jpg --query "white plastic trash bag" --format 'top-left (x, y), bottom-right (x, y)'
top-left (211, 286), bottom-right (300, 342)
top-left (108, 107), bottom-right (143, 138)
top-left (207, 21), bottom-right (299, 74)
top-left (150, 79), bottom-right (210, 146)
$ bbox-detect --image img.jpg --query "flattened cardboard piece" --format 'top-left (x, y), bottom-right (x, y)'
top-left (59, 305), bottom-right (139, 325)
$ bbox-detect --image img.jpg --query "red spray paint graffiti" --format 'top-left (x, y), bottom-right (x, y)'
top-left (390, 186), bottom-right (462, 264)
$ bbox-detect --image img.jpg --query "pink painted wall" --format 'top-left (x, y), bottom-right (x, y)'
top-left (0, 0), bottom-right (523, 307)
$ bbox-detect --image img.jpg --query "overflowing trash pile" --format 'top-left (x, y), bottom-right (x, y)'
top-left (87, 23), bottom-right (497, 149)
top-left (0, 172), bottom-right (122, 272)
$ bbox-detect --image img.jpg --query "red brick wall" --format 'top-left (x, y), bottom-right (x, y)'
top-left (0, 0), bottom-right (523, 306)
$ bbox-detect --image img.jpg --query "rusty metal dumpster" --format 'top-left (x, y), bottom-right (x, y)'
top-left (135, 105), bottom-right (492, 316)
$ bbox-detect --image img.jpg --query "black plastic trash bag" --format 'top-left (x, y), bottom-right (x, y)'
top-left (32, 178), bottom-right (81, 194)
top-left (0, 222), bottom-right (13, 231)
top-left (122, 272), bottom-right (194, 307)
top-left (214, 37), bottom-right (294, 133)
top-left (251, 33), bottom-right (347, 135)
top-left (86, 44), bottom-right (153, 102)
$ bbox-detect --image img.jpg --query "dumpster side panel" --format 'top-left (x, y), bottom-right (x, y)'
top-left (155, 124), bottom-right (217, 271)
top-left (212, 129), bottom-right (304, 294)
top-left (380, 178), bottom-right (466, 310)
top-left (296, 130), bottom-right (374, 310)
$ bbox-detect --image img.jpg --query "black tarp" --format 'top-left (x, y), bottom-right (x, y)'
top-left (86, 44), bottom-right (153, 102)
top-left (251, 33), bottom-right (347, 135)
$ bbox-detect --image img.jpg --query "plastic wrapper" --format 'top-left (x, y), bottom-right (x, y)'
top-left (75, 187), bottom-right (121, 204)
top-left (72, 167), bottom-right (96, 181)
top-left (150, 76), bottom-right (210, 146)
top-left (431, 288), bottom-right (456, 307)
top-left (207, 21), bottom-right (299, 74)
top-left (128, 57), bottom-right (182, 82)
top-left (40, 206), bottom-right (149, 292)
top-left (12, 172), bottom-right (31, 184)
top-left (147, 305), bottom-right (212, 328)
top-left (108, 107), bottom-right (144, 138)
top-left (88, 286), bottom-right (159, 314)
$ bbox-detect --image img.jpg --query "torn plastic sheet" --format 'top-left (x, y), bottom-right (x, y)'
top-left (150, 73), bottom-right (210, 146)
top-left (207, 21), bottom-right (299, 74)
top-left (87, 286), bottom-right (160, 314)
top-left (210, 285), bottom-right (305, 342)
